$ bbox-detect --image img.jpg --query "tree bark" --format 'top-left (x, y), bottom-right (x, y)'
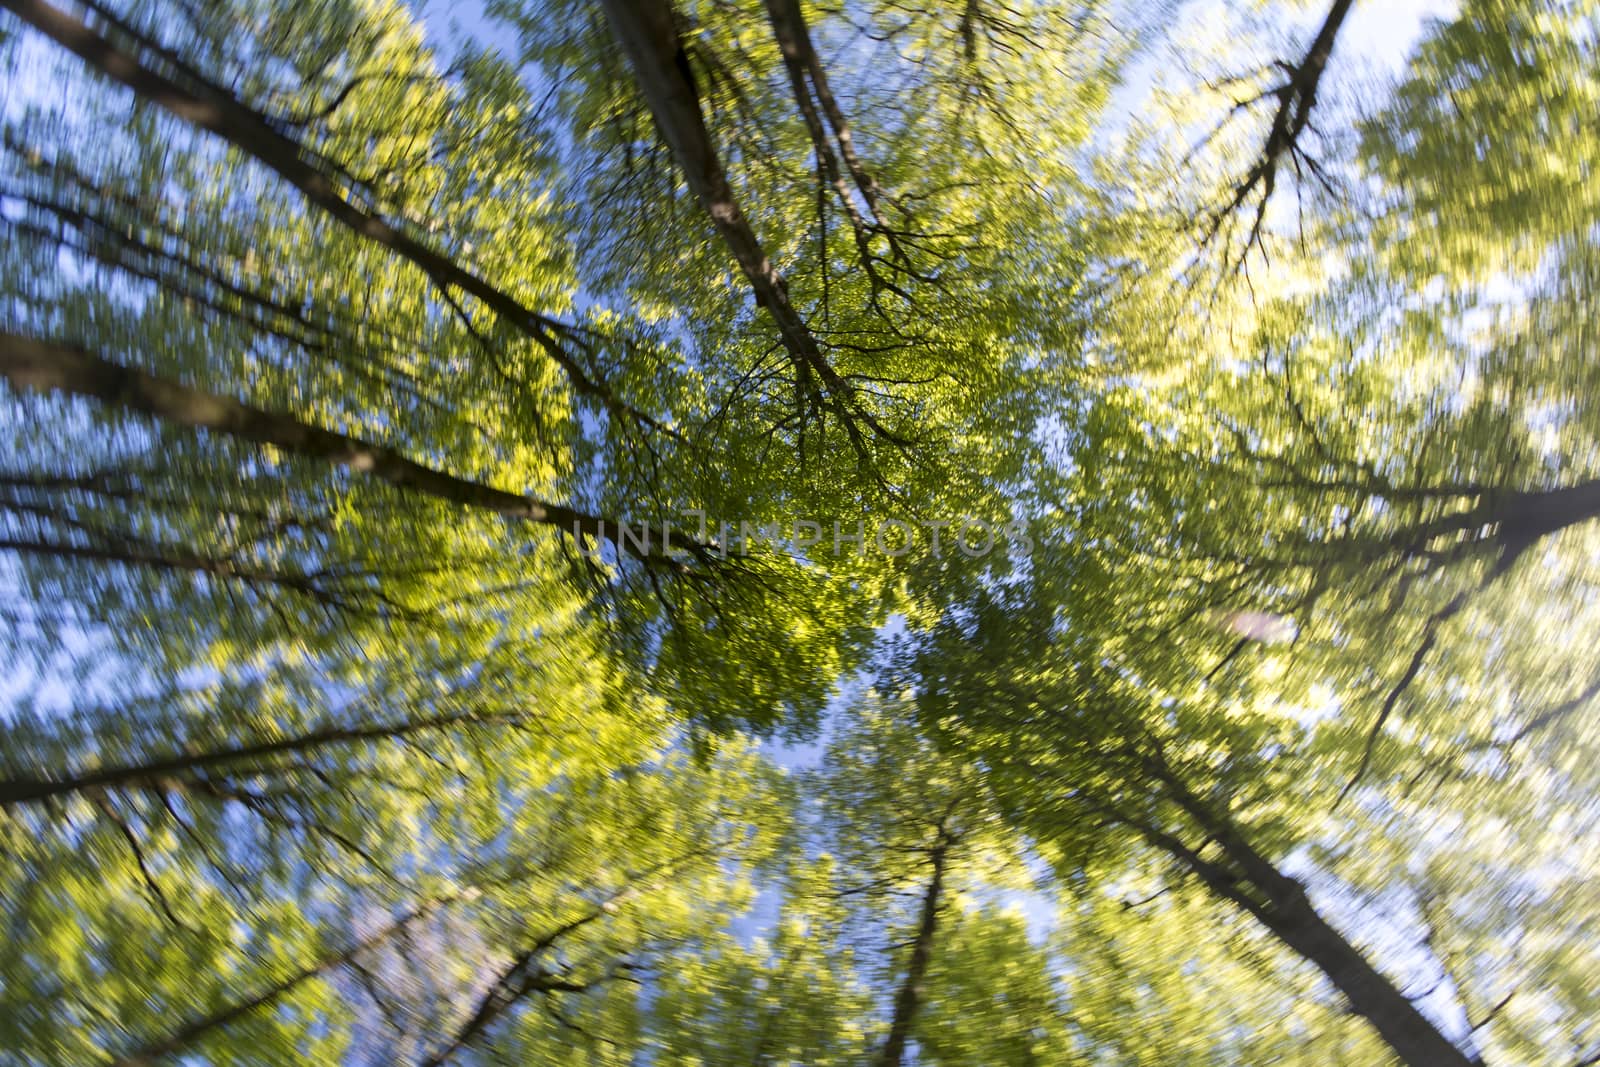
top-left (0, 332), bottom-right (691, 565)
top-left (1115, 764), bottom-right (1480, 1067)
top-left (110, 895), bottom-right (456, 1067)
top-left (764, 0), bottom-right (865, 236)
top-left (1503, 478), bottom-right (1600, 539)
top-left (876, 837), bottom-right (948, 1067)
top-left (419, 848), bottom-right (707, 1066)
top-left (1248, 884), bottom-right (1479, 1067)
top-left (0, 0), bottom-right (628, 414)
top-left (595, 0), bottom-right (895, 454)
top-left (764, 0), bottom-right (883, 217)
top-left (597, 0), bottom-right (810, 352)
top-left (1409, 479), bottom-right (1600, 563)
top-left (0, 706), bottom-right (515, 808)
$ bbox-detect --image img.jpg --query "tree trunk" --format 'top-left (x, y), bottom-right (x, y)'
top-left (876, 838), bottom-right (948, 1067)
top-left (1119, 764), bottom-right (1480, 1067)
top-left (1390, 478), bottom-right (1600, 564)
top-left (0, 533), bottom-right (341, 603)
top-left (1493, 479), bottom-right (1600, 559)
top-left (595, 0), bottom-right (890, 452)
top-left (597, 0), bottom-right (814, 360)
top-left (110, 895), bottom-right (455, 1066)
top-left (0, 332), bottom-right (689, 565)
top-left (764, 0), bottom-right (882, 216)
top-left (1248, 882), bottom-right (1479, 1067)
top-left (0, 0), bottom-right (626, 411)
top-left (0, 706), bottom-right (507, 808)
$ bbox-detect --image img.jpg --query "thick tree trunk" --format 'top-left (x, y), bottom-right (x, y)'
top-left (1121, 764), bottom-right (1480, 1067)
top-left (0, 332), bottom-right (688, 565)
top-left (876, 838), bottom-right (948, 1067)
top-left (1483, 479), bottom-right (1600, 562)
top-left (1247, 883), bottom-right (1479, 1067)
top-left (1384, 477), bottom-right (1600, 567)
top-left (1502, 478), bottom-right (1600, 540)
top-left (0, 0), bottom-right (626, 412)
top-left (1133, 824), bottom-right (1477, 1066)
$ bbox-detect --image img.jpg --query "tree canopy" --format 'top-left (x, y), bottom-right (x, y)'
top-left (0, 0), bottom-right (1596, 1063)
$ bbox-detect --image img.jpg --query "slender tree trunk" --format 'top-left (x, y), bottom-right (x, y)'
top-left (876, 837), bottom-right (948, 1067)
top-left (419, 847), bottom-right (709, 1066)
top-left (595, 0), bottom-right (893, 452)
top-left (596, 0), bottom-right (813, 360)
top-left (0, 533), bottom-right (341, 602)
top-left (763, 0), bottom-right (865, 236)
top-left (0, 332), bottom-right (690, 565)
top-left (417, 911), bottom-right (610, 1067)
top-left (110, 895), bottom-right (455, 1067)
top-left (0, 706), bottom-right (511, 808)
top-left (1262, 0), bottom-right (1354, 157)
top-left (1302, 0), bottom-right (1355, 84)
top-left (0, 0), bottom-right (627, 412)
top-left (764, 0), bottom-right (882, 216)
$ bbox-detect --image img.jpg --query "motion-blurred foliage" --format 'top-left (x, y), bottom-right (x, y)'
top-left (0, 0), bottom-right (1595, 1063)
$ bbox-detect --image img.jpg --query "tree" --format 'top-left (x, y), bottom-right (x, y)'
top-left (1, 0), bottom-right (1596, 1062)
top-left (898, 576), bottom-right (1482, 1065)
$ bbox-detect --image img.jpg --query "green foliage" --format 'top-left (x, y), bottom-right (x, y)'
top-left (1, 0), bottom-right (1596, 1063)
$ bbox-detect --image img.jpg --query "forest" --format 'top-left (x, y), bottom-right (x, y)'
top-left (0, 0), bottom-right (1596, 1062)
